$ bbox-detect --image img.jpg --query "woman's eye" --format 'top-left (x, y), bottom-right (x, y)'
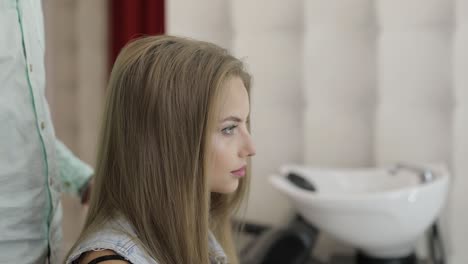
top-left (222, 125), bottom-right (237, 135)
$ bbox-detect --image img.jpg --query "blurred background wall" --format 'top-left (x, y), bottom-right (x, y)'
top-left (43, 0), bottom-right (108, 254)
top-left (42, 0), bottom-right (467, 262)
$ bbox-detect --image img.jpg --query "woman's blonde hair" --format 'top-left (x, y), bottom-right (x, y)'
top-left (67, 35), bottom-right (252, 263)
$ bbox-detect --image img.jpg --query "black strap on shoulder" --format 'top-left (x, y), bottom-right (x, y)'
top-left (87, 255), bottom-right (131, 264)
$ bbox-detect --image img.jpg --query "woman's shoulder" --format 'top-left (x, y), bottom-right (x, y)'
top-left (66, 218), bottom-right (158, 264)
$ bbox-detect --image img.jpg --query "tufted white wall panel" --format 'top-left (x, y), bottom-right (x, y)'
top-left (304, 0), bottom-right (376, 167)
top-left (166, 0), bottom-right (232, 49)
top-left (376, 0), bottom-right (453, 28)
top-left (452, 0), bottom-right (468, 262)
top-left (231, 0), bottom-right (304, 225)
top-left (231, 0), bottom-right (302, 32)
top-left (375, 0), bottom-right (453, 166)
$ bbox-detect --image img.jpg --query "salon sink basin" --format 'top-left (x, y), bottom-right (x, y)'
top-left (269, 164), bottom-right (450, 258)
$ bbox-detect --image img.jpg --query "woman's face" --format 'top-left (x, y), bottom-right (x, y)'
top-left (205, 76), bottom-right (256, 194)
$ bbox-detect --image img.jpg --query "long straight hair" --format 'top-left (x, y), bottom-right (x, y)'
top-left (67, 35), bottom-right (252, 264)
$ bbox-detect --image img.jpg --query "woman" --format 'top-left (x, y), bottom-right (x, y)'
top-left (65, 35), bottom-right (256, 264)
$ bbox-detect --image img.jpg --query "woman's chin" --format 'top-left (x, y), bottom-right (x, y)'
top-left (211, 178), bottom-right (239, 194)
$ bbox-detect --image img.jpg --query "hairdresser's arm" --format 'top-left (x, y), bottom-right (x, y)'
top-left (56, 139), bottom-right (94, 198)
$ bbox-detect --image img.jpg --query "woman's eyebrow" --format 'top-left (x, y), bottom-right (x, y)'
top-left (220, 116), bottom-right (243, 123)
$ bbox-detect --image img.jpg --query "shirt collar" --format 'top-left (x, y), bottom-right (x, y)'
top-left (208, 231), bottom-right (228, 263)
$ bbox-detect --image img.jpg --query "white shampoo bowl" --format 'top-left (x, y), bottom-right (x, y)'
top-left (269, 164), bottom-right (450, 258)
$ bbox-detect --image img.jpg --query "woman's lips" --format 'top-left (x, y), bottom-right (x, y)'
top-left (231, 166), bottom-right (246, 178)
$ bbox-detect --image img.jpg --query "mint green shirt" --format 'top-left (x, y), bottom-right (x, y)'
top-left (0, 0), bottom-right (93, 263)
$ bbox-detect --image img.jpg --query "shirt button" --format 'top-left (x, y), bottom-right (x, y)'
top-left (29, 64), bottom-right (33, 72)
top-left (40, 122), bottom-right (45, 130)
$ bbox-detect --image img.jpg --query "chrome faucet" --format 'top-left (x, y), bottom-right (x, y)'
top-left (389, 163), bottom-right (435, 183)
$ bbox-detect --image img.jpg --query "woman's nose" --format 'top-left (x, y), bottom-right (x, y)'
top-left (241, 133), bottom-right (256, 157)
